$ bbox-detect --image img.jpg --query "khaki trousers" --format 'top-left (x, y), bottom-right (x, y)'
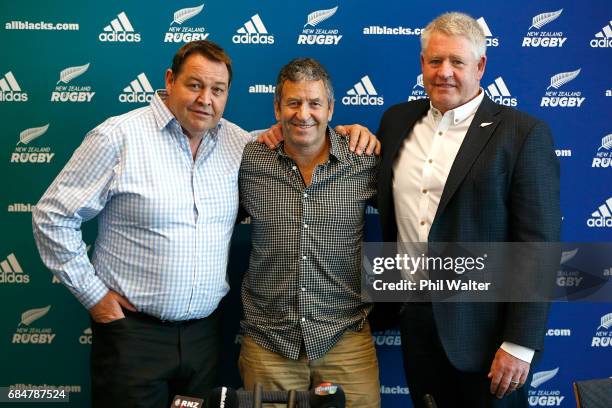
top-left (239, 322), bottom-right (380, 408)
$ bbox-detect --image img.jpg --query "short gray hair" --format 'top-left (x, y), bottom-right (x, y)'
top-left (421, 12), bottom-right (486, 59)
top-left (274, 58), bottom-right (334, 106)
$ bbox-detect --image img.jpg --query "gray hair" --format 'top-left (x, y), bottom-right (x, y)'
top-left (274, 58), bottom-right (334, 106)
top-left (420, 12), bottom-right (486, 59)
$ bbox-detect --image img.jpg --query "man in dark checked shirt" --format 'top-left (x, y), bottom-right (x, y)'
top-left (238, 58), bottom-right (380, 408)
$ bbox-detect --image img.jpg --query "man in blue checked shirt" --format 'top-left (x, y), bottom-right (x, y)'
top-left (32, 40), bottom-right (378, 408)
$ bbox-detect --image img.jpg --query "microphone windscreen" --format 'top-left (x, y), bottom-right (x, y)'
top-left (206, 387), bottom-right (239, 408)
top-left (170, 395), bottom-right (204, 408)
top-left (309, 383), bottom-right (345, 408)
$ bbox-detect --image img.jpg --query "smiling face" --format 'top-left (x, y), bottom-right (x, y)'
top-left (274, 79), bottom-right (334, 150)
top-left (164, 53), bottom-right (229, 139)
top-left (421, 31), bottom-right (486, 113)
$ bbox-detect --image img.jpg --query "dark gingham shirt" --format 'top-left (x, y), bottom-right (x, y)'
top-left (239, 127), bottom-right (378, 360)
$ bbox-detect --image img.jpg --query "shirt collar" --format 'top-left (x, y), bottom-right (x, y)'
top-left (151, 90), bottom-right (222, 138)
top-left (429, 88), bottom-right (485, 125)
top-left (277, 126), bottom-right (347, 163)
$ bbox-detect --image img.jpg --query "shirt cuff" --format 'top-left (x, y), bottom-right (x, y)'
top-left (73, 275), bottom-right (110, 310)
top-left (500, 341), bottom-right (535, 363)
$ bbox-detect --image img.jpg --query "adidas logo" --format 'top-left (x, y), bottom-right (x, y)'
top-left (522, 9), bottom-right (567, 47)
top-left (593, 134), bottom-right (612, 168)
top-left (484, 77), bottom-right (517, 106)
top-left (342, 75), bottom-right (384, 106)
top-left (99, 11), bottom-right (141, 42)
top-left (0, 253), bottom-right (29, 284)
top-left (587, 197), bottom-right (612, 227)
top-left (165, 4), bottom-right (209, 43)
top-left (477, 17), bottom-right (499, 47)
top-left (118, 73), bottom-right (154, 103)
top-left (590, 20), bottom-right (612, 47)
top-left (298, 6), bottom-right (342, 45)
top-left (233, 14), bottom-right (274, 44)
top-left (0, 71), bottom-right (28, 102)
top-left (79, 327), bottom-right (92, 344)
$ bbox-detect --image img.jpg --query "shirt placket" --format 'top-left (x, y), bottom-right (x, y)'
top-left (418, 111), bottom-right (452, 241)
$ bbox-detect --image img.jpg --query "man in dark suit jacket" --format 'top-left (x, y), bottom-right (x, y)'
top-left (376, 12), bottom-right (561, 408)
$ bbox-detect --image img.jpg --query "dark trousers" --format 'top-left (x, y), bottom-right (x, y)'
top-left (399, 303), bottom-right (530, 408)
top-left (90, 309), bottom-right (220, 408)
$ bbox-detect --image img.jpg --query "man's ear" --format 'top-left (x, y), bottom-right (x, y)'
top-left (165, 69), bottom-right (175, 94)
top-left (476, 55), bottom-right (487, 81)
top-left (274, 102), bottom-right (281, 122)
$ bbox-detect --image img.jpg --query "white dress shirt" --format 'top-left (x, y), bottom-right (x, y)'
top-left (392, 91), bottom-right (534, 363)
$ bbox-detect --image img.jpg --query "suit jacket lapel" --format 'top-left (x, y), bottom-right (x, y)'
top-left (434, 97), bottom-right (502, 222)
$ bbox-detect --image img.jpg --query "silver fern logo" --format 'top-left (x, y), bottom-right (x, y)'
top-left (528, 367), bottom-right (564, 406)
top-left (408, 74), bottom-right (427, 101)
top-left (590, 20), bottom-right (612, 48)
top-left (523, 9), bottom-right (567, 48)
top-left (592, 134), bottom-right (612, 168)
top-left (10, 124), bottom-right (55, 164)
top-left (298, 6), bottom-right (342, 45)
top-left (592, 313), bottom-right (612, 347)
top-left (556, 248), bottom-right (582, 288)
top-left (541, 68), bottom-right (585, 108)
top-left (99, 11), bottom-right (141, 42)
top-left (164, 4), bottom-right (209, 43)
top-left (0, 71), bottom-right (28, 102)
top-left (12, 305), bottom-right (56, 344)
top-left (476, 17), bottom-right (499, 47)
top-left (233, 14), bottom-right (274, 45)
top-left (50, 63), bottom-right (95, 103)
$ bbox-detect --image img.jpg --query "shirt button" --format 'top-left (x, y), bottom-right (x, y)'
top-left (302, 255), bottom-right (307, 260)
top-left (420, 221), bottom-right (426, 226)
top-left (301, 317), bottom-right (306, 322)
top-left (438, 131), bottom-right (443, 136)
top-left (292, 165), bottom-right (297, 170)
top-left (303, 193), bottom-right (308, 198)
top-left (422, 189), bottom-right (428, 194)
top-left (301, 287), bottom-right (306, 292)
top-left (428, 159), bottom-right (433, 164)
top-left (304, 224), bottom-right (308, 229)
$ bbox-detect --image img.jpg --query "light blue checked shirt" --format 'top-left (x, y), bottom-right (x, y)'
top-left (32, 92), bottom-right (251, 321)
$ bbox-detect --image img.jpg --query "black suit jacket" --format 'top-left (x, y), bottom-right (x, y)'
top-left (377, 97), bottom-right (561, 372)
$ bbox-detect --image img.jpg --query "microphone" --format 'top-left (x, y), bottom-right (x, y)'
top-left (309, 383), bottom-right (345, 408)
top-left (423, 394), bottom-right (438, 408)
top-left (287, 389), bottom-right (297, 408)
top-left (252, 383), bottom-right (263, 408)
top-left (206, 386), bottom-right (239, 408)
top-left (170, 395), bottom-right (204, 407)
